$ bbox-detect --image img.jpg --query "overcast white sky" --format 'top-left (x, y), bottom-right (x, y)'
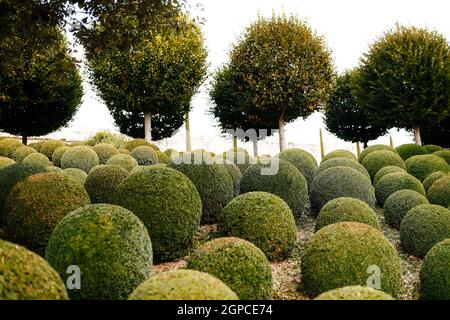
top-left (50, 0), bottom-right (450, 157)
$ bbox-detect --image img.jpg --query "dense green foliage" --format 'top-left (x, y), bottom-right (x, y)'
top-left (51, 146), bottom-right (70, 167)
top-left (361, 150), bottom-right (405, 181)
top-left (315, 286), bottom-right (394, 300)
top-left (375, 171), bottom-right (425, 205)
top-left (423, 145), bottom-right (443, 154)
top-left (433, 150), bottom-right (450, 164)
top-left (85, 165), bottom-right (128, 203)
top-left (423, 171), bottom-right (448, 192)
top-left (62, 168), bottom-right (88, 185)
top-left (321, 149), bottom-right (357, 163)
top-left (383, 189), bottom-right (429, 229)
top-left (92, 143), bottom-right (119, 164)
top-left (358, 144), bottom-right (395, 163)
top-left (223, 160), bottom-right (242, 197)
top-left (39, 141), bottom-right (65, 159)
top-left (405, 154), bottom-right (449, 182)
top-left (12, 146), bottom-right (37, 162)
top-left (60, 146), bottom-right (100, 173)
top-left (0, 156), bottom-right (15, 169)
top-left (131, 146), bottom-right (158, 165)
top-left (395, 144), bottom-right (427, 160)
top-left (373, 166), bottom-right (406, 186)
top-left (427, 175), bottom-right (450, 208)
top-left (106, 154), bottom-right (139, 172)
top-left (316, 157), bottom-right (370, 181)
top-left (420, 239), bottom-right (450, 300)
top-left (277, 148), bottom-right (318, 189)
top-left (0, 138), bottom-right (23, 158)
top-left (22, 153), bottom-right (52, 167)
top-left (125, 139), bottom-right (159, 151)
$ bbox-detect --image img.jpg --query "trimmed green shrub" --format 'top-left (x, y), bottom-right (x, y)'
top-left (0, 239), bottom-right (68, 300)
top-left (395, 143), bottom-right (427, 160)
top-left (131, 146), bottom-right (158, 165)
top-left (223, 160), bottom-right (242, 197)
top-left (373, 165), bottom-right (406, 186)
top-left (128, 269), bottom-right (238, 300)
top-left (62, 168), bottom-right (88, 185)
top-left (423, 145), bottom-right (443, 154)
top-left (301, 222), bottom-right (402, 298)
top-left (310, 166), bottom-right (376, 215)
top-left (39, 141), bottom-right (65, 159)
top-left (405, 154), bottom-right (449, 182)
top-left (106, 154), bottom-right (138, 172)
top-left (155, 151), bottom-right (169, 164)
top-left (92, 143), bottom-right (119, 164)
top-left (46, 166), bottom-right (63, 173)
top-left (316, 157), bottom-right (370, 181)
top-left (193, 149), bottom-right (216, 157)
top-left (359, 144), bottom-right (395, 163)
top-left (384, 190), bottom-right (429, 229)
top-left (85, 165), bottom-right (128, 203)
top-left (315, 286), bottom-right (394, 300)
top-left (4, 172), bottom-right (90, 255)
top-left (118, 148), bottom-right (131, 155)
top-left (113, 166), bottom-right (201, 262)
top-left (84, 130), bottom-right (128, 149)
top-left (12, 146), bottom-right (37, 162)
top-left (277, 148), bottom-right (318, 189)
top-left (315, 197), bottom-right (380, 232)
top-left (240, 159), bottom-right (308, 219)
top-left (222, 151), bottom-right (256, 174)
top-left (423, 171), bottom-right (448, 192)
top-left (0, 138), bottom-right (23, 158)
top-left (68, 141), bottom-right (85, 147)
top-left (420, 239), bottom-right (450, 300)
top-left (125, 139), bottom-right (159, 151)
top-left (22, 153), bottom-right (52, 167)
top-left (375, 172), bottom-right (425, 205)
top-left (400, 204), bottom-right (450, 257)
top-left (164, 148), bottom-right (179, 157)
top-left (187, 237), bottom-right (273, 300)
top-left (219, 192), bottom-right (297, 261)
top-left (361, 150), bottom-right (405, 181)
top-left (169, 153), bottom-right (233, 224)
top-left (51, 146), bottom-right (70, 167)
top-left (433, 150), bottom-right (450, 164)
top-left (27, 141), bottom-right (43, 152)
top-left (45, 204), bottom-right (152, 300)
top-left (427, 175), bottom-right (450, 208)
top-left (322, 149), bottom-right (357, 163)
top-left (61, 146), bottom-right (100, 173)
top-left (0, 156), bottom-right (15, 169)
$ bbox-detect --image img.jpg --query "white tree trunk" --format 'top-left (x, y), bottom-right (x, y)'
top-left (278, 116), bottom-right (286, 152)
top-left (413, 127), bottom-right (422, 145)
top-left (252, 138), bottom-right (258, 158)
top-left (185, 113), bottom-right (192, 152)
top-left (144, 112), bottom-right (152, 142)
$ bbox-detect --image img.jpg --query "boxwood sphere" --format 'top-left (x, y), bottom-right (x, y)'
top-left (23, 153), bottom-right (52, 167)
top-left (433, 150), bottom-right (450, 164)
top-left (423, 145), bottom-right (443, 154)
top-left (38, 141), bottom-right (65, 159)
top-left (395, 144), bottom-right (427, 160)
top-left (128, 269), bottom-right (238, 300)
top-left (4, 172), bottom-right (91, 255)
top-left (92, 143), bottom-right (119, 164)
top-left (301, 222), bottom-right (402, 298)
top-left (106, 154), bottom-right (139, 172)
top-left (13, 146), bottom-right (37, 162)
top-left (315, 286), bottom-right (394, 300)
top-left (222, 151), bottom-right (256, 174)
top-left (322, 149), bottom-right (357, 163)
top-left (46, 166), bottom-right (63, 173)
top-left (113, 166), bottom-right (202, 262)
top-left (51, 146), bottom-right (70, 167)
top-left (359, 144), bottom-right (395, 163)
top-left (375, 172), bottom-right (425, 205)
top-left (400, 204), bottom-right (450, 257)
top-left (420, 239), bottom-right (450, 300)
top-left (316, 157), bottom-right (370, 181)
top-left (405, 154), bottom-right (449, 182)
top-left (0, 239), bottom-right (68, 300)
top-left (45, 204), bottom-right (153, 300)
top-left (85, 165), bottom-right (128, 203)
top-left (361, 150), bottom-right (405, 181)
top-left (155, 151), bottom-right (169, 164)
top-left (0, 138), bottom-right (23, 158)
top-left (61, 146), bottom-right (100, 173)
top-left (373, 165), bottom-right (407, 186)
top-left (125, 139), bottom-right (159, 151)
top-left (0, 156), bottom-right (15, 169)
top-left (310, 166), bottom-right (376, 215)
top-left (240, 159), bottom-right (308, 219)
top-left (62, 168), bottom-right (88, 185)
top-left (118, 148), bottom-right (131, 155)
top-left (423, 171), bottom-right (448, 192)
top-left (223, 160), bottom-right (242, 197)
top-left (187, 237), bottom-right (273, 300)
top-left (384, 189), bottom-right (429, 230)
top-left (315, 197), bottom-right (380, 232)
top-left (277, 148), bottom-right (318, 189)
top-left (427, 175), bottom-right (450, 208)
top-left (219, 192), bottom-right (297, 261)
top-left (169, 153), bottom-right (233, 224)
top-left (131, 146), bottom-right (158, 165)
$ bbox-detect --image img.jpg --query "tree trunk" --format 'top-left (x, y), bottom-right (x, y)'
top-left (319, 128), bottom-right (325, 160)
top-left (413, 127), bottom-right (422, 145)
top-left (356, 142), bottom-right (361, 159)
top-left (278, 115), bottom-right (286, 152)
top-left (185, 113), bottom-right (192, 152)
top-left (144, 112), bottom-right (152, 142)
top-left (233, 136), bottom-right (237, 151)
top-left (22, 135), bottom-right (28, 145)
top-left (364, 141), bottom-right (368, 148)
top-left (252, 138), bottom-right (258, 158)
top-left (389, 135), bottom-right (394, 148)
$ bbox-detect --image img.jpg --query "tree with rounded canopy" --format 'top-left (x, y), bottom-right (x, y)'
top-left (421, 117), bottom-right (450, 148)
top-left (354, 25), bottom-right (450, 145)
top-left (324, 71), bottom-right (388, 148)
top-left (228, 14), bottom-right (334, 151)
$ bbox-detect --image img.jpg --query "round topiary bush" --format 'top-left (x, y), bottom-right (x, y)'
top-left (0, 156), bottom-right (15, 169)
top-left (241, 159), bottom-right (308, 218)
top-left (277, 148), bottom-right (318, 189)
top-left (359, 144), bottom-right (395, 163)
top-left (375, 172), bottom-right (425, 205)
top-left (373, 165), bottom-right (407, 186)
top-left (419, 239), bottom-right (450, 300)
top-left (128, 269), bottom-right (238, 300)
top-left (315, 286), bottom-right (394, 300)
top-left (61, 146), bottom-right (100, 173)
top-left (222, 151), bottom-right (256, 174)
top-left (361, 150), bottom-right (405, 181)
top-left (316, 157), bottom-right (370, 181)
top-left (0, 239), bottom-right (68, 300)
top-left (22, 153), bottom-right (52, 167)
top-left (125, 139), bottom-right (159, 151)
top-left (219, 192), bottom-right (297, 261)
top-left (38, 141), bottom-right (65, 159)
top-left (155, 151), bottom-right (169, 164)
top-left (322, 149), bottom-right (357, 163)
top-left (383, 189), bottom-right (429, 229)
top-left (12, 146), bottom-right (38, 162)
top-left (187, 237), bottom-right (273, 300)
top-left (164, 148), bottom-right (178, 157)
top-left (400, 204), bottom-right (450, 257)
top-left (113, 166), bottom-right (202, 262)
top-left (0, 138), bottom-right (23, 158)
top-left (395, 144), bottom-right (427, 160)
top-left (92, 143), bottom-right (119, 164)
top-left (46, 166), bottom-right (63, 173)
top-left (27, 141), bottom-right (43, 152)
top-left (433, 150), bottom-right (450, 164)
top-left (62, 168), bottom-right (88, 185)
top-left (423, 171), bottom-right (448, 192)
top-left (106, 154), bottom-right (139, 172)
top-left (223, 160), bottom-right (242, 197)
top-left (423, 145), bottom-right (443, 154)
top-left (85, 165), bottom-right (128, 203)
top-left (118, 148), bottom-right (131, 155)
top-left (405, 154), bottom-right (449, 182)
top-left (131, 146), bottom-right (158, 165)
top-left (169, 153), bottom-right (233, 224)
top-left (45, 204), bottom-right (153, 300)
top-left (427, 175), bottom-right (450, 208)
top-left (4, 172), bottom-right (91, 255)
top-left (301, 222), bottom-right (402, 298)
top-left (310, 166), bottom-right (376, 215)
top-left (315, 197), bottom-right (380, 232)
top-left (51, 146), bottom-right (70, 167)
